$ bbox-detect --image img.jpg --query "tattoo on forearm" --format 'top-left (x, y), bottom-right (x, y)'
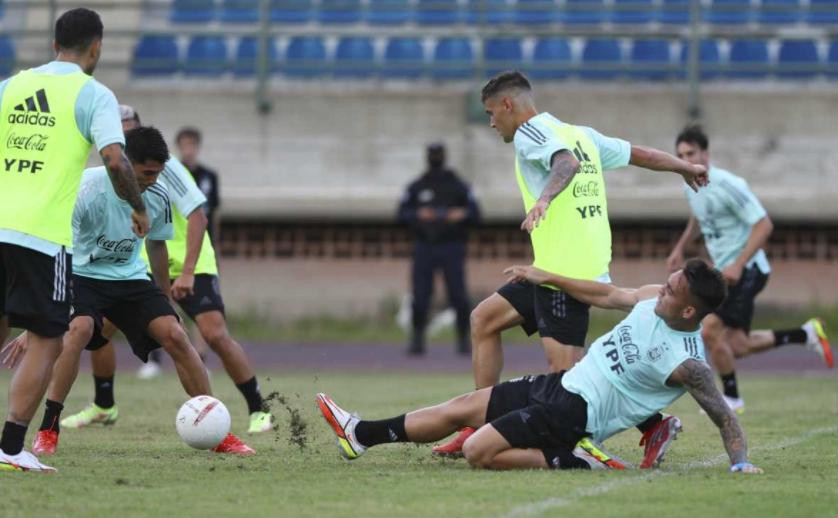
top-left (540, 150), bottom-right (580, 202)
top-left (101, 148), bottom-right (145, 212)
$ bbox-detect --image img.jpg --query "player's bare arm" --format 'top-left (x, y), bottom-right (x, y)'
top-left (100, 143), bottom-right (148, 236)
top-left (669, 359), bottom-right (762, 473)
top-left (521, 150), bottom-right (580, 233)
top-left (504, 265), bottom-right (661, 311)
top-left (629, 145), bottom-right (709, 192)
top-left (171, 208), bottom-right (208, 300)
top-left (667, 215), bottom-right (701, 272)
top-left (722, 216), bottom-right (773, 285)
top-left (146, 239), bottom-right (173, 300)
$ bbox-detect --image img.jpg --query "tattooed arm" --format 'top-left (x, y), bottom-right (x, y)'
top-left (521, 150), bottom-right (580, 233)
top-left (629, 145), bottom-right (708, 192)
top-left (669, 359), bottom-right (762, 473)
top-left (100, 143), bottom-right (148, 237)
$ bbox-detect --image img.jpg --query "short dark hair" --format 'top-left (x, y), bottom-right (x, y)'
top-left (682, 258), bottom-right (727, 318)
top-left (125, 126), bottom-right (170, 165)
top-left (176, 127), bottom-right (202, 145)
top-left (481, 70), bottom-right (532, 103)
top-left (676, 124), bottom-right (709, 151)
top-left (55, 8), bottom-right (103, 52)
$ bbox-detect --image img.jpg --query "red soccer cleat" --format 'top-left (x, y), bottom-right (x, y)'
top-left (639, 415), bottom-right (682, 469)
top-left (432, 427), bottom-right (476, 458)
top-left (32, 430), bottom-right (59, 456)
top-left (211, 433), bottom-right (256, 456)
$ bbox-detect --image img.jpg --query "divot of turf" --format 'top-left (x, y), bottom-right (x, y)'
top-left (262, 391), bottom-right (309, 449)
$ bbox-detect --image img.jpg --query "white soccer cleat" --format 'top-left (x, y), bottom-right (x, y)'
top-left (316, 393), bottom-right (366, 460)
top-left (723, 395), bottom-right (745, 414)
top-left (0, 448), bottom-right (57, 473)
top-left (802, 318), bottom-right (834, 368)
top-left (137, 361), bottom-right (162, 380)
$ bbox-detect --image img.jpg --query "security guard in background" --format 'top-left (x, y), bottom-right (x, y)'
top-left (397, 143), bottom-right (481, 356)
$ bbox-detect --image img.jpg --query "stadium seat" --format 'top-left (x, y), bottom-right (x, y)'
top-left (132, 35), bottom-right (179, 77)
top-left (483, 38), bottom-right (523, 76)
top-left (319, 0), bottom-right (363, 23)
top-left (777, 39), bottom-right (819, 78)
top-left (284, 36), bottom-right (327, 77)
top-left (580, 38), bottom-right (622, 79)
top-left (221, 0), bottom-right (259, 22)
top-left (383, 37), bottom-right (425, 78)
top-left (659, 0), bottom-right (689, 24)
top-left (432, 37), bottom-right (474, 79)
top-left (271, 0), bottom-right (314, 22)
top-left (807, 0), bottom-right (838, 24)
top-left (530, 37), bottom-right (571, 79)
top-left (0, 36), bottom-right (13, 78)
top-left (612, 0), bottom-right (655, 24)
top-left (184, 36), bottom-right (229, 76)
top-left (703, 0), bottom-right (751, 24)
top-left (564, 0), bottom-right (607, 24)
top-left (334, 37), bottom-right (375, 77)
top-left (416, 0), bottom-right (460, 24)
top-left (233, 36), bottom-right (279, 77)
top-left (728, 39), bottom-right (769, 78)
top-left (679, 39), bottom-right (721, 79)
top-left (515, 0), bottom-right (562, 24)
top-left (829, 40), bottom-right (838, 78)
top-left (757, 0), bottom-right (800, 24)
top-left (170, 0), bottom-right (215, 23)
top-left (466, 0), bottom-right (514, 24)
top-left (629, 39), bottom-right (671, 80)
top-left (368, 0), bottom-right (413, 24)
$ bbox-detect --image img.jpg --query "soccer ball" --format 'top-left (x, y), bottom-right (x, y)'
top-left (175, 396), bottom-right (231, 450)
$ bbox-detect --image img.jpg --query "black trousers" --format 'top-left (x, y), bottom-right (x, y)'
top-left (411, 241), bottom-right (470, 345)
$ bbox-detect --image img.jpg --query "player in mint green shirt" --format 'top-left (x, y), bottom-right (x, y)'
top-left (316, 259), bottom-right (764, 474)
top-left (667, 126), bottom-right (832, 414)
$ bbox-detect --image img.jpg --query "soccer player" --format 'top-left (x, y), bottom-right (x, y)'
top-left (666, 125), bottom-right (833, 413)
top-left (58, 106), bottom-right (273, 435)
top-left (435, 70), bottom-right (708, 461)
top-left (0, 7), bottom-right (148, 473)
top-left (3, 127), bottom-right (255, 457)
top-left (319, 259), bottom-right (763, 474)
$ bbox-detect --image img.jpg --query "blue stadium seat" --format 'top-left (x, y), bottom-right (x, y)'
top-left (565, 0), bottom-right (607, 24)
top-left (466, 0), bottom-right (514, 24)
top-left (319, 0), bottom-right (363, 23)
top-left (233, 37), bottom-right (278, 77)
top-left (580, 38), bottom-right (621, 79)
top-left (383, 37), bottom-right (425, 78)
top-left (171, 0), bottom-right (215, 23)
top-left (334, 37), bottom-right (375, 77)
top-left (432, 37), bottom-right (473, 79)
top-left (629, 39), bottom-right (671, 80)
top-left (416, 0), bottom-right (460, 24)
top-left (530, 37), bottom-right (571, 79)
top-left (368, 0), bottom-right (413, 24)
top-left (284, 36), bottom-right (327, 77)
top-left (807, 0), bottom-right (838, 23)
top-left (757, 0), bottom-right (800, 24)
top-left (0, 37), bottom-right (14, 78)
top-left (132, 35), bottom-right (179, 76)
top-left (703, 0), bottom-right (751, 24)
top-left (728, 39), bottom-right (769, 78)
top-left (659, 0), bottom-right (689, 24)
top-left (270, 0), bottom-right (314, 22)
top-left (515, 0), bottom-right (562, 24)
top-left (829, 41), bottom-right (838, 78)
top-left (679, 39), bottom-right (721, 79)
top-left (184, 36), bottom-right (228, 76)
top-left (221, 0), bottom-right (259, 22)
top-left (612, 0), bottom-right (654, 24)
top-left (777, 39), bottom-right (819, 78)
top-left (483, 38), bottom-right (522, 76)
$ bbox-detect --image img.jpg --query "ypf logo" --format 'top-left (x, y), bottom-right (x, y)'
top-left (7, 89), bottom-right (56, 127)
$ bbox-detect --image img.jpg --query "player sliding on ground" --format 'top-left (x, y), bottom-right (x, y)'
top-left (319, 259), bottom-right (763, 474)
top-left (1, 127), bottom-right (254, 458)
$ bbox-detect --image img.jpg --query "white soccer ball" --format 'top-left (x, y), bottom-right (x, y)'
top-left (175, 396), bottom-right (231, 450)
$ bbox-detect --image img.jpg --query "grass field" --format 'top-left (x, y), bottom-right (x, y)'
top-left (1, 370), bottom-right (837, 517)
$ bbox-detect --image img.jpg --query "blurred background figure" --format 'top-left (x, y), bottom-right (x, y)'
top-left (397, 143), bottom-right (481, 356)
top-left (176, 127), bottom-right (221, 246)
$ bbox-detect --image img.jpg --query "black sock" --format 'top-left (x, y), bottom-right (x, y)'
top-left (0, 421), bottom-right (27, 455)
top-left (354, 415), bottom-right (407, 447)
top-left (721, 372), bottom-right (739, 399)
top-left (94, 375), bottom-right (115, 409)
top-left (38, 400), bottom-right (64, 433)
top-left (636, 413), bottom-right (663, 434)
top-left (773, 328), bottom-right (808, 347)
top-left (236, 376), bottom-right (264, 414)
top-left (148, 349), bottom-right (163, 365)
top-left (543, 446), bottom-right (593, 470)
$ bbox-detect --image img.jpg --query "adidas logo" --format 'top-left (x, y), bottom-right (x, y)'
top-left (7, 89), bottom-right (56, 127)
top-left (200, 296), bottom-right (212, 305)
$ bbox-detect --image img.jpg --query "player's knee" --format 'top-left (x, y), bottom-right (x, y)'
top-left (67, 318), bottom-right (94, 349)
top-left (203, 328), bottom-right (231, 350)
top-left (470, 305), bottom-right (496, 339)
top-left (462, 436), bottom-right (492, 469)
top-left (160, 324), bottom-right (190, 353)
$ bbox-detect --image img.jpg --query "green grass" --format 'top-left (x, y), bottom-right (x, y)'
top-left (2, 371), bottom-right (837, 517)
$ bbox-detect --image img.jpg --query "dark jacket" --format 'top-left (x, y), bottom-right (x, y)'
top-left (397, 168), bottom-right (481, 243)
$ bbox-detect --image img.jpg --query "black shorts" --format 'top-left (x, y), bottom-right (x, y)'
top-left (497, 280), bottom-right (590, 346)
top-left (71, 275), bottom-right (178, 362)
top-left (176, 274), bottom-right (225, 320)
top-left (714, 266), bottom-right (769, 332)
top-left (486, 372), bottom-right (589, 450)
top-left (0, 243), bottom-right (71, 337)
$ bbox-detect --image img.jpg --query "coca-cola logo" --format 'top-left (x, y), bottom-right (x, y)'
top-left (6, 132), bottom-right (48, 151)
top-left (96, 234), bottom-right (137, 253)
top-left (572, 181), bottom-right (600, 198)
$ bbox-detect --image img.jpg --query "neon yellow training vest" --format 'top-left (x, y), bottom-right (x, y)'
top-left (167, 208), bottom-right (218, 278)
top-left (515, 119), bottom-right (611, 281)
top-left (0, 69), bottom-right (92, 247)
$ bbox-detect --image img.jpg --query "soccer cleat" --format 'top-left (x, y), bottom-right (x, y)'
top-left (60, 403), bottom-right (119, 429)
top-left (803, 318), bottom-right (834, 368)
top-left (32, 430), bottom-right (59, 456)
top-left (639, 415), bottom-right (682, 469)
top-left (0, 448), bottom-right (57, 473)
top-left (248, 411), bottom-right (273, 434)
top-left (137, 361), bottom-right (162, 380)
top-left (573, 438), bottom-right (629, 470)
top-left (432, 427), bottom-right (476, 458)
top-left (210, 433), bottom-right (256, 455)
top-left (723, 396), bottom-right (745, 414)
top-left (316, 393), bottom-right (366, 460)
